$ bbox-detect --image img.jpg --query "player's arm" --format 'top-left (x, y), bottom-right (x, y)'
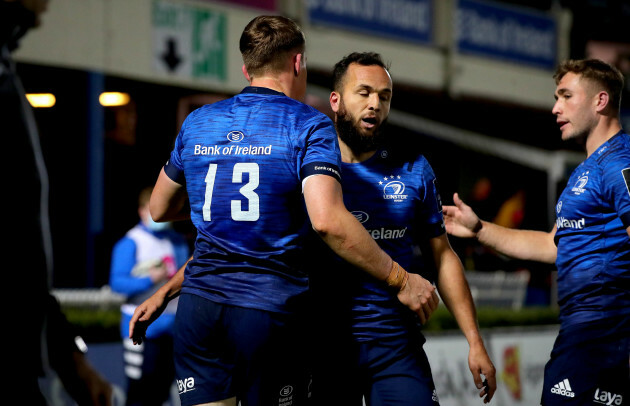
top-left (150, 167), bottom-right (190, 222)
top-left (129, 256), bottom-right (191, 344)
top-left (443, 193), bottom-right (557, 263)
top-left (303, 174), bottom-right (439, 323)
top-left (430, 234), bottom-right (496, 403)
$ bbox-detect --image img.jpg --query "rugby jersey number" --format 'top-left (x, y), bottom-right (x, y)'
top-left (203, 163), bottom-right (260, 221)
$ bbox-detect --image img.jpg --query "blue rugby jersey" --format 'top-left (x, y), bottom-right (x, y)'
top-left (312, 149), bottom-right (445, 341)
top-left (164, 87), bottom-right (341, 315)
top-left (554, 131), bottom-right (630, 327)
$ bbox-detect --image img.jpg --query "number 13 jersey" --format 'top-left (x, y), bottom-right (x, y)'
top-left (164, 87), bottom-right (341, 315)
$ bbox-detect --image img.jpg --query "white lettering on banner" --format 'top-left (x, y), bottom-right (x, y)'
top-left (456, 9), bottom-right (555, 59)
top-left (308, 0), bottom-right (430, 33)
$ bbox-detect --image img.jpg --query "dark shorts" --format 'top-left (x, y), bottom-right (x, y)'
top-left (174, 293), bottom-right (311, 406)
top-left (541, 318), bottom-right (630, 406)
top-left (311, 331), bottom-right (439, 406)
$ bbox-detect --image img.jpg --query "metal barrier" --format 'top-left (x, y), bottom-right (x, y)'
top-left (52, 286), bottom-right (126, 309)
top-left (465, 270), bottom-right (531, 310)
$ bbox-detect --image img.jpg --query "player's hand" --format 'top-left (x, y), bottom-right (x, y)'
top-left (443, 193), bottom-right (482, 238)
top-left (129, 293), bottom-right (167, 345)
top-left (468, 342), bottom-right (497, 403)
top-left (396, 273), bottom-right (439, 324)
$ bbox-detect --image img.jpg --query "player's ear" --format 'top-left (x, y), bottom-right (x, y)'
top-left (594, 90), bottom-right (609, 113)
top-left (329, 91), bottom-right (340, 113)
top-left (242, 65), bottom-right (251, 82)
top-left (293, 53), bottom-right (304, 77)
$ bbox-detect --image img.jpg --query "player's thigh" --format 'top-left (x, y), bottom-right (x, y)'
top-left (541, 326), bottom-right (629, 405)
top-left (193, 397), bottom-right (237, 406)
top-left (231, 307), bottom-right (311, 406)
top-left (174, 294), bottom-right (237, 405)
top-left (364, 338), bottom-right (439, 406)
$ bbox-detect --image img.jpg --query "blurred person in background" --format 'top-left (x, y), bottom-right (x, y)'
top-left (128, 15), bottom-right (439, 406)
top-left (1, 0), bottom-right (113, 404)
top-left (444, 58), bottom-right (630, 406)
top-left (308, 52), bottom-right (496, 405)
top-left (109, 186), bottom-right (189, 406)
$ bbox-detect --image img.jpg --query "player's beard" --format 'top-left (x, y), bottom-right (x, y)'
top-left (335, 104), bottom-right (388, 154)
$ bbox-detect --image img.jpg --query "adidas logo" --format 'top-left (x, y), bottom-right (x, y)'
top-left (551, 379), bottom-right (575, 398)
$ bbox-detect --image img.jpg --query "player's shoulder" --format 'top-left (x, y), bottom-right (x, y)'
top-left (594, 131), bottom-right (630, 169)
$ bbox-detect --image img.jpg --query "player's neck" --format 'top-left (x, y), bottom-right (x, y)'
top-left (339, 139), bottom-right (376, 163)
top-left (585, 118), bottom-right (622, 157)
top-left (249, 71), bottom-right (302, 100)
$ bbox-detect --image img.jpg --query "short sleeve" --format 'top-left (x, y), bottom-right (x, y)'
top-left (604, 158), bottom-right (630, 228)
top-left (417, 158), bottom-right (446, 238)
top-left (298, 114), bottom-right (342, 183)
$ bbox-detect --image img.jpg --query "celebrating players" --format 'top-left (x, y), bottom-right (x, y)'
top-left (443, 58), bottom-right (630, 405)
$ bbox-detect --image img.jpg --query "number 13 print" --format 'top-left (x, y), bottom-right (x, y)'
top-left (203, 163), bottom-right (260, 221)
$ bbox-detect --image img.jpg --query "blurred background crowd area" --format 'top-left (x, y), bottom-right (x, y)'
top-left (15, 0), bottom-right (630, 308)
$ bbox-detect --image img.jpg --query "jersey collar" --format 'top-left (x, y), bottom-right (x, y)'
top-left (241, 86), bottom-right (285, 96)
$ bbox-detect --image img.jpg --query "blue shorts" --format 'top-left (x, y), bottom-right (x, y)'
top-left (174, 293), bottom-right (311, 406)
top-left (311, 331), bottom-right (439, 406)
top-left (541, 317), bottom-right (630, 406)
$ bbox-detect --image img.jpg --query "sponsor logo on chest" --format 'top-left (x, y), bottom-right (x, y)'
top-left (379, 175), bottom-right (407, 202)
top-left (571, 171), bottom-right (589, 195)
top-left (555, 200), bottom-right (586, 230)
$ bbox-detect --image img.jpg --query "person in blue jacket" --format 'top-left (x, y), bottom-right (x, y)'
top-left (110, 186), bottom-right (189, 406)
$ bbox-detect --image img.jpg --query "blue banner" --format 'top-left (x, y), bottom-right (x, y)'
top-left (455, 0), bottom-right (557, 69)
top-left (307, 0), bottom-right (433, 45)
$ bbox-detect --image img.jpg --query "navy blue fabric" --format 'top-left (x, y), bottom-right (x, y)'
top-left (174, 293), bottom-right (311, 406)
top-left (541, 317), bottom-right (629, 405)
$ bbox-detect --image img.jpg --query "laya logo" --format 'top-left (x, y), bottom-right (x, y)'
top-left (594, 388), bottom-right (623, 405)
top-left (571, 172), bottom-right (589, 195)
top-left (379, 175), bottom-right (407, 202)
top-left (351, 211), bottom-right (369, 223)
top-left (177, 377), bottom-right (196, 394)
top-left (227, 130), bottom-right (245, 142)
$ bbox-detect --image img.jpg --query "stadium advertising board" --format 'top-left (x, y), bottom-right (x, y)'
top-left (307, 0), bottom-right (433, 45)
top-left (455, 0), bottom-right (557, 69)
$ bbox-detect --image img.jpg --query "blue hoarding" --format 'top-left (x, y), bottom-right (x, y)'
top-left (455, 0), bottom-right (557, 69)
top-left (307, 0), bottom-right (433, 45)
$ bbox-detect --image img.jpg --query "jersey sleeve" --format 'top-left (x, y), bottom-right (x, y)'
top-left (416, 158), bottom-right (446, 238)
top-left (164, 112), bottom-right (196, 185)
top-left (603, 158), bottom-right (630, 228)
top-left (298, 114), bottom-right (342, 182)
